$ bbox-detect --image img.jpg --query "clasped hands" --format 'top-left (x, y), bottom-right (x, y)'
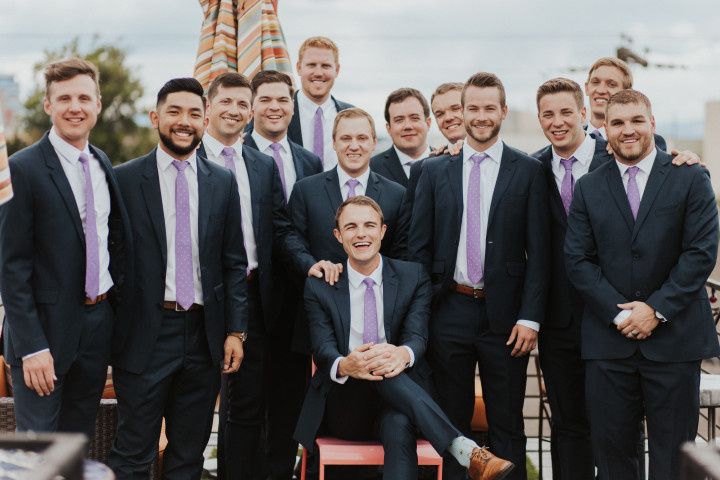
top-left (338, 342), bottom-right (411, 381)
top-left (616, 301), bottom-right (659, 340)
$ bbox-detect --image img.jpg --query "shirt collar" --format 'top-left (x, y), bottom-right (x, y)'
top-left (462, 137), bottom-right (503, 165)
top-left (298, 90), bottom-right (335, 116)
top-left (252, 130), bottom-right (290, 155)
top-left (337, 164), bottom-right (371, 189)
top-left (394, 145), bottom-right (431, 165)
top-left (551, 133), bottom-right (595, 167)
top-left (615, 148), bottom-right (657, 177)
top-left (156, 144), bottom-right (198, 173)
top-left (347, 256), bottom-right (384, 289)
top-left (49, 126), bottom-right (91, 163)
top-left (203, 132), bottom-right (244, 159)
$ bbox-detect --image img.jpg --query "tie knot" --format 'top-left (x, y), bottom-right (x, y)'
top-left (559, 156), bottom-right (576, 171)
top-left (221, 147), bottom-right (236, 160)
top-left (346, 179), bottom-right (360, 188)
top-left (315, 106), bottom-right (324, 118)
top-left (627, 166), bottom-right (639, 179)
top-left (363, 277), bottom-right (375, 289)
top-left (405, 160), bottom-right (415, 167)
top-left (470, 153), bottom-right (488, 165)
top-left (78, 152), bottom-right (89, 164)
top-left (270, 142), bottom-right (281, 153)
top-left (172, 160), bottom-right (189, 172)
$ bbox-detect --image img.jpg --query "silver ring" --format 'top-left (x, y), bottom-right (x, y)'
top-left (631, 330), bottom-right (639, 336)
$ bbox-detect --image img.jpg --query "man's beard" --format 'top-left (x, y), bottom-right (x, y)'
top-left (158, 129), bottom-right (203, 157)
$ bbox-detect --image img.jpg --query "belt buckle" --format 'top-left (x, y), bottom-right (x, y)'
top-left (473, 288), bottom-right (482, 299)
top-left (175, 302), bottom-right (186, 312)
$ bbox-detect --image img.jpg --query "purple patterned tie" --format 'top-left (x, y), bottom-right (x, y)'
top-left (313, 107), bottom-right (325, 167)
top-left (78, 153), bottom-right (99, 299)
top-left (221, 147), bottom-right (237, 176)
top-left (270, 143), bottom-right (288, 200)
top-left (362, 277), bottom-right (379, 344)
top-left (346, 179), bottom-right (360, 199)
top-left (172, 160), bottom-right (194, 310)
top-left (466, 153), bottom-right (488, 284)
top-left (559, 156), bottom-right (577, 215)
top-left (626, 166), bottom-right (641, 220)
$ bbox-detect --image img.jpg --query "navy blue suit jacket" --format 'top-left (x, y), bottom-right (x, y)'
top-left (565, 150), bottom-right (720, 362)
top-left (408, 144), bottom-right (550, 332)
top-left (531, 138), bottom-right (614, 329)
top-left (294, 257), bottom-right (431, 450)
top-left (113, 149), bottom-right (248, 373)
top-left (370, 146), bottom-right (408, 188)
top-left (0, 133), bottom-right (132, 373)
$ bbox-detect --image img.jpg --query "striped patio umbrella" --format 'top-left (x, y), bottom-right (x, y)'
top-left (0, 100), bottom-right (12, 206)
top-left (194, 0), bottom-right (294, 90)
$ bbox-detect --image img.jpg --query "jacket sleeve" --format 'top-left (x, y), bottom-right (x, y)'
top-left (305, 279), bottom-right (343, 378)
top-left (398, 265), bottom-right (431, 361)
top-left (222, 173), bottom-right (249, 333)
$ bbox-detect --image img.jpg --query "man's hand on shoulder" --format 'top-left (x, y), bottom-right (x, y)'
top-left (338, 343), bottom-right (384, 381)
top-left (23, 351), bottom-right (56, 396)
top-left (670, 149), bottom-right (704, 168)
top-left (308, 260), bottom-right (343, 286)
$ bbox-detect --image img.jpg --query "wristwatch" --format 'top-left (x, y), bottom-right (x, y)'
top-left (228, 331), bottom-right (248, 342)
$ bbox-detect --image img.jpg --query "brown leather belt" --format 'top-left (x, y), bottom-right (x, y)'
top-left (451, 282), bottom-right (486, 299)
top-left (163, 301), bottom-right (203, 312)
top-left (84, 292), bottom-right (109, 305)
top-left (247, 269), bottom-right (257, 284)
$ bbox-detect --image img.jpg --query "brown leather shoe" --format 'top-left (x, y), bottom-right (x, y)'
top-left (467, 447), bottom-right (515, 480)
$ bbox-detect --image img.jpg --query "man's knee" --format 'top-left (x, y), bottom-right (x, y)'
top-left (380, 410), bottom-right (415, 446)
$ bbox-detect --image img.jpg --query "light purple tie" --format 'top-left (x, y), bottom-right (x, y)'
top-left (269, 143), bottom-right (288, 200)
top-left (313, 107), bottom-right (325, 166)
top-left (172, 160), bottom-right (194, 310)
top-left (559, 156), bottom-right (577, 215)
top-left (362, 277), bottom-right (379, 344)
top-left (346, 179), bottom-right (360, 199)
top-left (626, 166), bottom-right (641, 220)
top-left (466, 153), bottom-right (488, 285)
top-left (221, 147), bottom-right (237, 176)
top-left (78, 153), bottom-right (100, 299)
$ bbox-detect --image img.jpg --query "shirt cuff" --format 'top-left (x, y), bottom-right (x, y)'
top-left (22, 348), bottom-right (49, 361)
top-left (613, 309), bottom-right (632, 325)
top-left (402, 346), bottom-right (415, 367)
top-left (516, 320), bottom-right (540, 332)
top-left (655, 310), bottom-right (668, 322)
top-left (330, 356), bottom-right (349, 384)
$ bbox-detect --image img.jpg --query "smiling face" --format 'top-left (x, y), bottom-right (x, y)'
top-left (206, 85), bottom-right (252, 145)
top-left (151, 91), bottom-right (207, 160)
top-left (605, 101), bottom-right (655, 165)
top-left (296, 46), bottom-right (339, 105)
top-left (386, 96), bottom-right (431, 158)
top-left (43, 74), bottom-right (101, 150)
top-left (463, 85), bottom-right (507, 152)
top-left (334, 202), bottom-right (386, 271)
top-left (432, 89), bottom-right (465, 143)
top-left (538, 91), bottom-right (586, 158)
top-left (585, 65), bottom-right (625, 126)
top-left (252, 81), bottom-right (294, 141)
top-left (334, 116), bottom-right (377, 177)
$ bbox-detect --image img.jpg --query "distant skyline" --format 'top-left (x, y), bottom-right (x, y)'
top-left (0, 0), bottom-right (718, 140)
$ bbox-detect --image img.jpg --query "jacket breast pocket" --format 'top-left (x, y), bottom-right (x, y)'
top-left (655, 202), bottom-right (680, 216)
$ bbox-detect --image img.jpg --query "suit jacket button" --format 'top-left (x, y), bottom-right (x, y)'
top-left (633, 254), bottom-right (640, 260)
top-left (634, 291), bottom-right (642, 298)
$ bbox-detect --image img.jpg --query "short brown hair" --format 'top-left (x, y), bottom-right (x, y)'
top-left (587, 57), bottom-right (633, 89)
top-left (383, 88), bottom-right (430, 123)
top-left (536, 78), bottom-right (584, 110)
top-left (207, 72), bottom-right (251, 101)
top-left (605, 89), bottom-right (652, 117)
top-left (335, 195), bottom-right (384, 228)
top-left (431, 82), bottom-right (463, 106)
top-left (250, 70), bottom-right (294, 100)
top-left (333, 107), bottom-right (376, 140)
top-left (44, 58), bottom-right (100, 98)
top-left (298, 36), bottom-right (339, 64)
top-left (462, 72), bottom-right (506, 107)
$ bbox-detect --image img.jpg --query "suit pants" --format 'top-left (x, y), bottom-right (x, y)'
top-left (586, 350), bottom-right (700, 480)
top-left (322, 374), bottom-right (460, 480)
top-left (429, 292), bottom-right (528, 480)
top-left (110, 309), bottom-right (220, 480)
top-left (11, 300), bottom-right (113, 439)
top-left (538, 320), bottom-right (593, 480)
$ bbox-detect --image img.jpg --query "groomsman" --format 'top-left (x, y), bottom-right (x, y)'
top-left (408, 72), bottom-right (550, 480)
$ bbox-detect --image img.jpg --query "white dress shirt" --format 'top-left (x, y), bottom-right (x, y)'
top-left (337, 166), bottom-right (371, 200)
top-left (297, 91), bottom-right (338, 171)
top-left (453, 138), bottom-right (540, 331)
top-left (551, 133), bottom-right (595, 192)
top-left (331, 257), bottom-right (415, 383)
top-left (25, 129), bottom-right (115, 360)
top-left (202, 133), bottom-right (259, 271)
top-left (156, 147), bottom-right (204, 305)
top-left (251, 131), bottom-right (297, 200)
top-left (612, 148), bottom-right (666, 325)
top-left (394, 145), bottom-right (432, 179)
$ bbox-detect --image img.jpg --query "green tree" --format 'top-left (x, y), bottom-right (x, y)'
top-left (12, 37), bottom-right (155, 164)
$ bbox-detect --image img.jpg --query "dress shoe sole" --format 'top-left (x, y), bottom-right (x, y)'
top-left (492, 462), bottom-right (515, 480)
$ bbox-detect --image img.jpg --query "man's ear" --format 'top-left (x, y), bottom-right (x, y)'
top-left (333, 227), bottom-right (343, 244)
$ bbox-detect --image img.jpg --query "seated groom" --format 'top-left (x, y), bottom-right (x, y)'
top-left (294, 195), bottom-right (514, 480)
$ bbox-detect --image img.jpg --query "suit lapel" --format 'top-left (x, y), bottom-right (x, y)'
top-left (289, 93), bottom-right (303, 146)
top-left (324, 168), bottom-right (344, 208)
top-left (381, 261), bottom-right (398, 342)
top-left (384, 148), bottom-right (408, 187)
top-left (446, 152), bottom-right (464, 226)
top-left (288, 142), bottom-right (305, 178)
top-left (365, 172), bottom-right (382, 205)
top-left (605, 164), bottom-right (635, 234)
top-left (140, 150), bottom-right (168, 266)
top-left (243, 134), bottom-right (259, 151)
top-left (196, 156), bottom-right (214, 257)
top-left (537, 146), bottom-right (567, 224)
top-left (631, 153), bottom-right (671, 241)
top-left (488, 145), bottom-right (518, 228)
top-left (332, 275), bottom-right (351, 355)
top-left (242, 146), bottom-right (261, 238)
top-left (589, 139), bottom-right (611, 172)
